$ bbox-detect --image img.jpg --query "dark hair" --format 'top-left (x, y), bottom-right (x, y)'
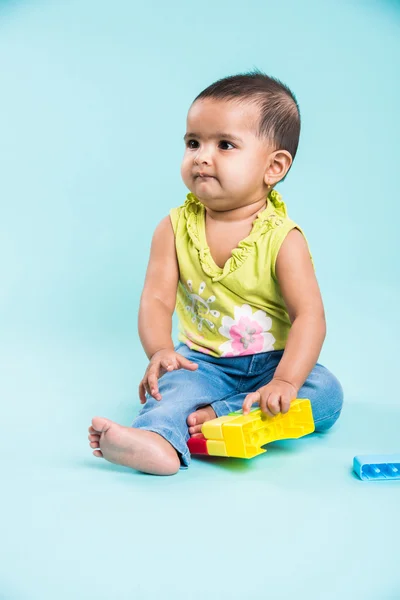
top-left (193, 69), bottom-right (301, 182)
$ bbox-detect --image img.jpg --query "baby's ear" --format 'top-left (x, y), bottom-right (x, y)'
top-left (264, 150), bottom-right (292, 185)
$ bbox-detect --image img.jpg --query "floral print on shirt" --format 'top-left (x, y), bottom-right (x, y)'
top-left (218, 304), bottom-right (276, 357)
top-left (182, 279), bottom-right (220, 332)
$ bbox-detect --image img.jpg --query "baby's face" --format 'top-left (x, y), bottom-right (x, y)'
top-left (181, 98), bottom-right (274, 211)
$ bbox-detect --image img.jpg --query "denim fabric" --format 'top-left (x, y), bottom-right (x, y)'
top-left (132, 342), bottom-right (344, 468)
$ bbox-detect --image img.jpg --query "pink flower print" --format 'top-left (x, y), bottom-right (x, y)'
top-left (218, 304), bottom-right (275, 357)
top-left (230, 317), bottom-right (264, 353)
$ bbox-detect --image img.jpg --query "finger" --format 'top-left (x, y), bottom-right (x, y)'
top-left (242, 391), bottom-right (260, 415)
top-left (267, 393), bottom-right (281, 415)
top-left (139, 378), bottom-right (151, 403)
top-left (147, 365), bottom-right (162, 400)
top-left (280, 394), bottom-right (291, 414)
top-left (260, 392), bottom-right (274, 417)
top-left (178, 356), bottom-right (199, 371)
top-left (161, 358), bottom-right (177, 372)
top-left (138, 381), bottom-right (146, 404)
top-left (141, 378), bottom-right (152, 400)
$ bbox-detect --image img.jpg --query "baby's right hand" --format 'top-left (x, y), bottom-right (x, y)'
top-left (138, 349), bottom-right (198, 404)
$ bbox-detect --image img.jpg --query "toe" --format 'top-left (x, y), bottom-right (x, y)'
top-left (91, 417), bottom-right (112, 434)
top-left (89, 441), bottom-right (100, 448)
top-left (189, 423), bottom-right (203, 435)
top-left (187, 406), bottom-right (217, 430)
top-left (88, 434), bottom-right (100, 442)
top-left (187, 413), bottom-right (197, 427)
top-left (93, 449), bottom-right (103, 458)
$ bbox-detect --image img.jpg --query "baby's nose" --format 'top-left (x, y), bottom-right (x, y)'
top-left (194, 146), bottom-right (213, 164)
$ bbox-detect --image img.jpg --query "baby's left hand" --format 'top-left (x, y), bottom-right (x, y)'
top-left (242, 379), bottom-right (298, 417)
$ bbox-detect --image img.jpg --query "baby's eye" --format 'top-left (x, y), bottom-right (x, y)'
top-left (186, 140), bottom-right (235, 150)
top-left (219, 140), bottom-right (235, 150)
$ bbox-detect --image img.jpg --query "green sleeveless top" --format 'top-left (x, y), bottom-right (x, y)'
top-left (169, 189), bottom-right (313, 358)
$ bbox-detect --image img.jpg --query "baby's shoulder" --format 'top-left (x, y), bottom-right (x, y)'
top-left (169, 194), bottom-right (201, 233)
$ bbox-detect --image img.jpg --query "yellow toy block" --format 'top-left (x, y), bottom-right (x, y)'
top-left (200, 398), bottom-right (315, 459)
top-left (206, 440), bottom-right (229, 457)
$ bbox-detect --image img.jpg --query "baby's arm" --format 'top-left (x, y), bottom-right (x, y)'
top-left (272, 228), bottom-right (326, 391)
top-left (138, 216), bottom-right (198, 402)
top-left (138, 216), bottom-right (179, 360)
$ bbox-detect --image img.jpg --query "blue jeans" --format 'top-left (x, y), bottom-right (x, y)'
top-left (132, 342), bottom-right (344, 468)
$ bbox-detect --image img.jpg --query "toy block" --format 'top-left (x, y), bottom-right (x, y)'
top-left (187, 435), bottom-right (208, 455)
top-left (188, 399), bottom-right (315, 459)
top-left (206, 440), bottom-right (229, 457)
top-left (353, 455), bottom-right (400, 481)
top-left (201, 415), bottom-right (235, 440)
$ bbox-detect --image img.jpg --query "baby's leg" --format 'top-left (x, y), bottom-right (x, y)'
top-left (296, 363), bottom-right (344, 431)
top-left (187, 393), bottom-right (248, 435)
top-left (188, 362), bottom-right (344, 433)
top-left (88, 419), bottom-right (181, 476)
top-left (88, 350), bottom-right (235, 475)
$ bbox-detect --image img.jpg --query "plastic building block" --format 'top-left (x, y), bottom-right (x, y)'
top-left (187, 398), bottom-right (315, 459)
top-left (353, 455), bottom-right (400, 481)
top-left (187, 435), bottom-right (208, 455)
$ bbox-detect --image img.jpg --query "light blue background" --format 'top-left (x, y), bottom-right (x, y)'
top-left (1, 1), bottom-right (399, 599)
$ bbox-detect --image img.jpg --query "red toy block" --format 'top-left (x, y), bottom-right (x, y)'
top-left (187, 434), bottom-right (209, 455)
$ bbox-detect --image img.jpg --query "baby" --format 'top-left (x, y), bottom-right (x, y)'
top-left (88, 70), bottom-right (344, 475)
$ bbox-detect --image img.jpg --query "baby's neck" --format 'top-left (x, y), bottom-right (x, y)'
top-left (205, 198), bottom-right (267, 224)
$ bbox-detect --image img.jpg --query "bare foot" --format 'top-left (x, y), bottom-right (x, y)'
top-left (187, 405), bottom-right (216, 436)
top-left (88, 417), bottom-right (180, 476)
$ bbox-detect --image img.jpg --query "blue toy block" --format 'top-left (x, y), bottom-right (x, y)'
top-left (353, 455), bottom-right (400, 481)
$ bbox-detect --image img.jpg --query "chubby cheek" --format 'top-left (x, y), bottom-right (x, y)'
top-left (223, 161), bottom-right (253, 191)
top-left (180, 158), bottom-right (193, 188)
top-left (233, 159), bottom-right (263, 192)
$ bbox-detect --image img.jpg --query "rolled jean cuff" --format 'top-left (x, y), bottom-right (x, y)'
top-left (211, 399), bottom-right (234, 418)
top-left (131, 424), bottom-right (191, 469)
